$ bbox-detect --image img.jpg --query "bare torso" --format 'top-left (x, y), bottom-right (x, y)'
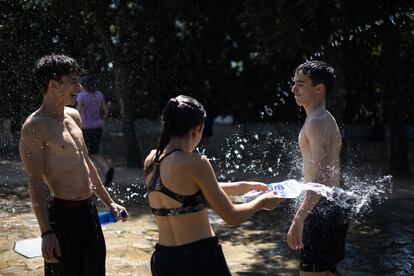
top-left (24, 107), bottom-right (93, 200)
top-left (298, 109), bottom-right (342, 187)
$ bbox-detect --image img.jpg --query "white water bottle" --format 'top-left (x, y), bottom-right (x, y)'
top-left (268, 179), bottom-right (303, 198)
top-left (242, 179), bottom-right (303, 202)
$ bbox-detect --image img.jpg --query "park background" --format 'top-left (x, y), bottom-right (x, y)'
top-left (0, 1), bottom-right (414, 275)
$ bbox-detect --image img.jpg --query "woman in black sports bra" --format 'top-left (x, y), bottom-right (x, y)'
top-left (144, 95), bottom-right (284, 276)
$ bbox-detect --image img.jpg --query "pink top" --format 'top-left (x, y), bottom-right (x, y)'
top-left (76, 90), bottom-right (104, 129)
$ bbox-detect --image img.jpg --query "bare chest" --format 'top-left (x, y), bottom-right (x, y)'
top-left (298, 127), bottom-right (310, 157)
top-left (44, 119), bottom-right (84, 156)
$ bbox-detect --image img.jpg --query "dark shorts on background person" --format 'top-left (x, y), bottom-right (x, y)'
top-left (151, 236), bottom-right (231, 276)
top-left (45, 196), bottom-right (106, 276)
top-left (300, 198), bottom-right (349, 273)
top-left (83, 128), bottom-right (103, 154)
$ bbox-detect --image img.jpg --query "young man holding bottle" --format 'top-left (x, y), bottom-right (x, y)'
top-left (288, 60), bottom-right (348, 275)
top-left (19, 54), bottom-right (128, 275)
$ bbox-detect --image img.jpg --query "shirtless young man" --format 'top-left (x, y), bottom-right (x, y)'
top-left (19, 54), bottom-right (128, 275)
top-left (287, 61), bottom-right (348, 275)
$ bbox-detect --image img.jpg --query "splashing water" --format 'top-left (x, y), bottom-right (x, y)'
top-left (201, 126), bottom-right (392, 223)
top-left (304, 9), bottom-right (411, 61)
top-left (242, 175), bottom-right (392, 223)
top-left (207, 129), bottom-right (302, 182)
top-left (301, 174), bottom-right (392, 222)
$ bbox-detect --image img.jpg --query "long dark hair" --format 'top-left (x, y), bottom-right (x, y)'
top-left (145, 95), bottom-right (207, 175)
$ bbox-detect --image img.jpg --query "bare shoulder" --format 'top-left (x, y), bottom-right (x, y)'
top-left (184, 154), bottom-right (219, 188)
top-left (64, 106), bottom-right (82, 128)
top-left (183, 153), bottom-right (211, 171)
top-left (64, 106), bottom-right (80, 119)
top-left (305, 110), bottom-right (341, 147)
top-left (20, 112), bottom-right (47, 142)
top-left (306, 111), bottom-right (337, 133)
top-left (144, 149), bottom-right (157, 169)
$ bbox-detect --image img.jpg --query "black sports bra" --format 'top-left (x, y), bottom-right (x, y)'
top-left (147, 149), bottom-right (208, 216)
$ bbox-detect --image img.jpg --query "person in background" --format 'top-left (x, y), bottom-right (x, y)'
top-left (19, 54), bottom-right (127, 275)
top-left (76, 77), bottom-right (114, 186)
top-left (144, 95), bottom-right (285, 276)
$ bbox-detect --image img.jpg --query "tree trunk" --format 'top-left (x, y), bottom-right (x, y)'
top-left (114, 63), bottom-right (142, 168)
top-left (92, 2), bottom-right (142, 168)
top-left (382, 20), bottom-right (411, 178)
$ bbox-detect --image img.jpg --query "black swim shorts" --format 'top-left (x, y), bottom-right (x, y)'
top-left (45, 197), bottom-right (106, 276)
top-left (151, 236), bottom-right (231, 276)
top-left (300, 198), bottom-right (349, 273)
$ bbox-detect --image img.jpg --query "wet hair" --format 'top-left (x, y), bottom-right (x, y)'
top-left (145, 95), bottom-right (207, 175)
top-left (33, 54), bottom-right (80, 94)
top-left (294, 60), bottom-right (336, 96)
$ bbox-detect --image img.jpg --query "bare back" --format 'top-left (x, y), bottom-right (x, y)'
top-left (298, 109), bottom-right (341, 187)
top-left (145, 150), bottom-right (214, 245)
top-left (20, 107), bottom-right (93, 200)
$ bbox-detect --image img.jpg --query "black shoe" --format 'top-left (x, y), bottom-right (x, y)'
top-left (104, 167), bottom-right (114, 186)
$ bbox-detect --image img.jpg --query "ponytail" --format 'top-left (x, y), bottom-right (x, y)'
top-left (144, 95), bottom-right (206, 176)
top-left (144, 99), bottom-right (177, 176)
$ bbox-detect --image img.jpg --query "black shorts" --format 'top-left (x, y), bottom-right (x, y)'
top-left (83, 128), bottom-right (103, 154)
top-left (151, 236), bottom-right (231, 276)
top-left (300, 198), bottom-right (349, 273)
top-left (45, 197), bottom-right (106, 276)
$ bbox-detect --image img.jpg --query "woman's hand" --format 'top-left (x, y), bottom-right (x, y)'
top-left (240, 181), bottom-right (269, 194)
top-left (259, 191), bottom-right (285, 211)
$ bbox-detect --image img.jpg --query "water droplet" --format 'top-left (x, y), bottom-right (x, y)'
top-left (130, 193), bottom-right (139, 198)
top-left (264, 106), bottom-right (273, 116)
top-left (389, 15), bottom-right (396, 25)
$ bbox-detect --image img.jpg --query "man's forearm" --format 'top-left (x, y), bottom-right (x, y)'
top-left (29, 182), bottom-right (52, 233)
top-left (88, 162), bottom-right (114, 207)
top-left (295, 190), bottom-right (321, 221)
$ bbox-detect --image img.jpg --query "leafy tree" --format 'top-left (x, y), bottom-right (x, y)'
top-left (1, 0), bottom-right (413, 175)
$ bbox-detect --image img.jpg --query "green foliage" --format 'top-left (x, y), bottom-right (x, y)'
top-left (1, 0), bottom-right (413, 124)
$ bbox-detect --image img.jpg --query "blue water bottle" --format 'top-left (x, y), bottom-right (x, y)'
top-left (98, 210), bottom-right (127, 225)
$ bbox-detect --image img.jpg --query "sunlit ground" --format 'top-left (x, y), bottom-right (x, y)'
top-left (1, 161), bottom-right (413, 275)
